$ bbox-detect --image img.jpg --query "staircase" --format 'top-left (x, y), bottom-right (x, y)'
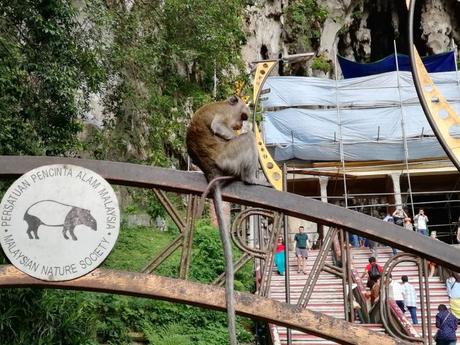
top-left (352, 246), bottom-right (460, 342)
top-left (268, 246), bottom-right (459, 344)
top-left (268, 248), bottom-right (385, 344)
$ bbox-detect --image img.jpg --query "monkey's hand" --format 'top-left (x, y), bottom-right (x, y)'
top-left (211, 125), bottom-right (236, 140)
top-left (211, 116), bottom-right (236, 140)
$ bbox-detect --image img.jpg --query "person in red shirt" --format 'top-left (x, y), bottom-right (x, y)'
top-left (361, 256), bottom-right (383, 289)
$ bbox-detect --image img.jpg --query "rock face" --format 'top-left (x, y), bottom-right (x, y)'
top-left (317, 0), bottom-right (362, 61)
top-left (242, 0), bottom-right (286, 72)
top-left (421, 0), bottom-right (458, 54)
top-left (242, 0), bottom-right (460, 77)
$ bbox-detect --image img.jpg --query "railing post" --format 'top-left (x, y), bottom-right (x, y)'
top-left (344, 232), bottom-right (355, 322)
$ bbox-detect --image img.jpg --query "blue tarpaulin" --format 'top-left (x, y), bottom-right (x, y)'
top-left (261, 71), bottom-right (460, 162)
top-left (338, 51), bottom-right (456, 79)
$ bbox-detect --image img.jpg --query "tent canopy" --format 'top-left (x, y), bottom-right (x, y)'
top-left (338, 51), bottom-right (456, 79)
top-left (261, 71), bottom-right (460, 162)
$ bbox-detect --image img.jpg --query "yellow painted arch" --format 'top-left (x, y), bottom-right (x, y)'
top-left (411, 47), bottom-right (460, 170)
top-left (252, 60), bottom-right (284, 191)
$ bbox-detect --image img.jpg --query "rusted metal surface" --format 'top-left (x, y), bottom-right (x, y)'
top-left (1, 156), bottom-right (458, 271)
top-left (422, 259), bottom-right (432, 345)
top-left (259, 212), bottom-right (283, 297)
top-left (152, 189), bottom-right (185, 231)
top-left (339, 230), bottom-right (350, 322)
top-left (179, 195), bottom-right (199, 279)
top-left (0, 265), bottom-right (411, 345)
top-left (231, 208), bottom-right (275, 259)
top-left (213, 254), bottom-right (252, 286)
top-left (221, 207), bottom-right (284, 292)
top-left (351, 269), bottom-right (370, 323)
top-left (380, 254), bottom-right (430, 344)
top-left (143, 190), bottom-right (197, 275)
top-left (142, 235), bottom-right (183, 273)
top-left (344, 233), bottom-right (355, 322)
top-left (297, 227), bottom-right (339, 309)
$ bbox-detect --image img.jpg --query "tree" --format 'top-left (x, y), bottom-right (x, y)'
top-left (0, 0), bottom-right (106, 155)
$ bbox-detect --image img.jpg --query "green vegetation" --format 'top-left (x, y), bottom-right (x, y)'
top-left (85, 0), bottom-right (247, 167)
top-left (0, 0), bottom-right (105, 156)
top-left (284, 0), bottom-right (328, 53)
top-left (0, 0), bottom-right (255, 343)
top-left (0, 221), bottom-right (255, 344)
top-left (0, 0), bottom-right (247, 166)
top-left (311, 55), bottom-right (332, 73)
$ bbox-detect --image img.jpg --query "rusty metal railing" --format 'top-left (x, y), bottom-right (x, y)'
top-left (1, 156), bottom-right (459, 345)
top-left (379, 254), bottom-right (433, 344)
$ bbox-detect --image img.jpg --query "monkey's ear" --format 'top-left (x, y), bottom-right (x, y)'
top-left (228, 95), bottom-right (239, 105)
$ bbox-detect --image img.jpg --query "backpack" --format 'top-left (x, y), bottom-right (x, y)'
top-left (369, 264), bottom-right (381, 280)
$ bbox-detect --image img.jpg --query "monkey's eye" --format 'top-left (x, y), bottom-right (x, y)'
top-left (241, 113), bottom-right (248, 121)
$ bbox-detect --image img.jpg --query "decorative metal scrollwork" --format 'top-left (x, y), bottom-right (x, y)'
top-left (231, 208), bottom-right (282, 259)
top-left (379, 253), bottom-right (433, 345)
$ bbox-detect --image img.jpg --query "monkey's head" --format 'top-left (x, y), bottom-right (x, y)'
top-left (227, 95), bottom-right (249, 131)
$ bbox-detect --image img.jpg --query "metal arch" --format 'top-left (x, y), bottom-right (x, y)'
top-left (214, 208), bottom-right (283, 288)
top-left (252, 60), bottom-right (284, 191)
top-left (230, 208), bottom-right (276, 258)
top-left (0, 265), bottom-right (410, 345)
top-left (408, 0), bottom-right (460, 171)
top-left (379, 254), bottom-right (430, 344)
top-left (0, 155), bottom-right (458, 271)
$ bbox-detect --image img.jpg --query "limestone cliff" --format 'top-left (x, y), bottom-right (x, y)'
top-left (242, 0), bottom-right (460, 77)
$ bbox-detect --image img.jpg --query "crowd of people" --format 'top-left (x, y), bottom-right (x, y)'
top-left (359, 207), bottom-right (459, 344)
top-left (272, 209), bottom-right (459, 343)
top-left (360, 256), bottom-right (459, 343)
top-left (361, 257), bottom-right (420, 323)
top-left (349, 207), bottom-right (434, 257)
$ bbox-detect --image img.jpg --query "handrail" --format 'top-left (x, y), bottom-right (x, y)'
top-left (0, 156), bottom-right (458, 271)
top-left (0, 265), bottom-right (408, 345)
top-left (388, 300), bottom-right (420, 339)
top-left (332, 230), bottom-right (343, 267)
top-left (351, 269), bottom-right (370, 323)
top-left (379, 254), bottom-right (432, 344)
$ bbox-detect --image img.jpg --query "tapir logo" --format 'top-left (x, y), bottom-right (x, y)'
top-left (24, 200), bottom-right (97, 241)
top-left (0, 164), bottom-right (119, 281)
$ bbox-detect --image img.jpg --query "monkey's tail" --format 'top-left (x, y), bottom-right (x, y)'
top-left (213, 185), bottom-right (238, 345)
top-left (195, 176), bottom-right (235, 219)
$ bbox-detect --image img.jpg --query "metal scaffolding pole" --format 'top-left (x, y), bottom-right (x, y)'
top-left (282, 163), bottom-right (292, 345)
top-left (453, 40), bottom-right (459, 96)
top-left (334, 55), bottom-right (349, 208)
top-left (345, 199), bottom-right (460, 209)
top-left (394, 41), bottom-right (416, 217)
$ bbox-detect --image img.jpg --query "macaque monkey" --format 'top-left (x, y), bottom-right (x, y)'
top-left (186, 95), bottom-right (262, 345)
top-left (187, 95), bottom-right (259, 184)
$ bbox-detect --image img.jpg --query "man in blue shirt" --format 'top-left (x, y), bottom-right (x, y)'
top-left (435, 304), bottom-right (457, 345)
top-left (401, 275), bottom-right (418, 324)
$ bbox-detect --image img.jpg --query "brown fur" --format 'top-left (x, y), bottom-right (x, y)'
top-left (186, 95), bottom-right (255, 345)
top-left (186, 95), bottom-right (258, 183)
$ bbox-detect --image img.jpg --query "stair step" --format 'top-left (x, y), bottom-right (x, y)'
top-left (275, 325), bottom-right (386, 345)
top-left (269, 247), bottom-right (457, 344)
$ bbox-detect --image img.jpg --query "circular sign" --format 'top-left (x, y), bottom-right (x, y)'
top-left (0, 164), bottom-right (120, 281)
